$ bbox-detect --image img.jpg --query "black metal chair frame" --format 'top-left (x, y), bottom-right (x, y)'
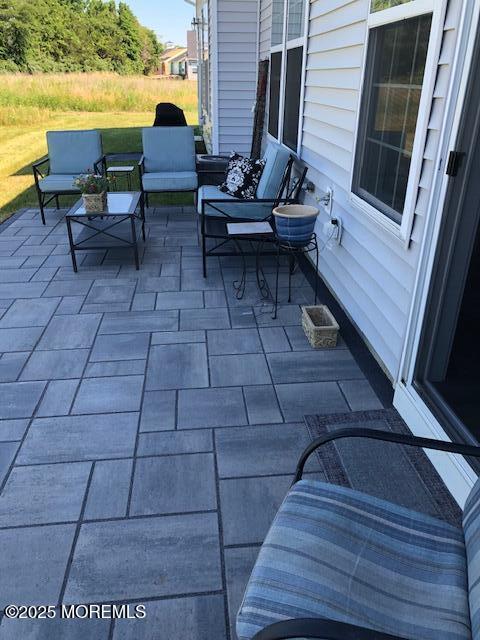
top-left (251, 427), bottom-right (480, 640)
top-left (199, 156), bottom-right (308, 277)
top-left (138, 154), bottom-right (198, 211)
top-left (32, 155), bottom-right (106, 225)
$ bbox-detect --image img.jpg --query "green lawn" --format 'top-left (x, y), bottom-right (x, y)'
top-left (0, 75), bottom-right (199, 222)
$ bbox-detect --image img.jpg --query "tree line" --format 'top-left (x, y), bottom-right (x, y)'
top-left (0, 0), bottom-right (164, 74)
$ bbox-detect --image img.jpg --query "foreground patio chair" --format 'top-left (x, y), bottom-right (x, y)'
top-left (139, 126), bottom-right (197, 209)
top-left (237, 427), bottom-right (480, 640)
top-left (32, 130), bottom-right (104, 225)
top-left (198, 142), bottom-right (307, 276)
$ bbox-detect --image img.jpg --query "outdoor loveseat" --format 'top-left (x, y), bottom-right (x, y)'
top-left (32, 129), bottom-right (104, 225)
top-left (197, 142), bottom-right (307, 277)
top-left (237, 427), bottom-right (480, 640)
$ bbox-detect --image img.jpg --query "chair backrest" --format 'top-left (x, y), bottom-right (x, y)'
top-left (47, 130), bottom-right (102, 175)
top-left (153, 102), bottom-right (187, 127)
top-left (463, 476), bottom-right (480, 639)
top-left (142, 126), bottom-right (196, 173)
top-left (256, 142), bottom-right (291, 199)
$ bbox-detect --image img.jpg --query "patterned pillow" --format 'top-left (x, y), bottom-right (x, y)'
top-left (219, 153), bottom-right (265, 200)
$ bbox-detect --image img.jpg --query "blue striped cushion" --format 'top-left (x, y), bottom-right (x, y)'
top-left (237, 480), bottom-right (470, 640)
top-left (463, 477), bottom-right (480, 640)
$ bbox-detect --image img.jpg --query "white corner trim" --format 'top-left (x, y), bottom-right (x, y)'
top-left (394, 383), bottom-right (476, 508)
top-left (210, 0), bottom-right (220, 154)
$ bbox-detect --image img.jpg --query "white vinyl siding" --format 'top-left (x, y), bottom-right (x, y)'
top-left (217, 0), bottom-right (258, 154)
top-left (297, 0), bottom-right (461, 378)
top-left (260, 0), bottom-right (273, 59)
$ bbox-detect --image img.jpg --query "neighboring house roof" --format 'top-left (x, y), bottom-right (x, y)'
top-left (160, 47), bottom-right (188, 64)
top-left (187, 30), bottom-right (197, 59)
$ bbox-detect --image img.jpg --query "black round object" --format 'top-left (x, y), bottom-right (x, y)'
top-left (153, 103), bottom-right (188, 127)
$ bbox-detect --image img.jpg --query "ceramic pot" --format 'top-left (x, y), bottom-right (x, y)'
top-left (273, 204), bottom-right (319, 247)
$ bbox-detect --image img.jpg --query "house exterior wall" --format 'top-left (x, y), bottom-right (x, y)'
top-left (216, 0), bottom-right (259, 154)
top-left (257, 0), bottom-right (462, 381)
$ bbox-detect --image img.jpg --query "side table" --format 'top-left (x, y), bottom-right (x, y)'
top-left (106, 166), bottom-right (135, 191)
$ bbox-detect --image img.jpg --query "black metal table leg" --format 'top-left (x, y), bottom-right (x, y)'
top-left (66, 217), bottom-right (78, 273)
top-left (130, 215), bottom-right (139, 270)
top-left (255, 238), bottom-right (272, 300)
top-left (273, 243), bottom-right (281, 319)
top-left (232, 238), bottom-right (247, 299)
top-left (140, 194), bottom-right (146, 242)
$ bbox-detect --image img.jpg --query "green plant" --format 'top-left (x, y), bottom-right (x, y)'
top-left (74, 171), bottom-right (111, 194)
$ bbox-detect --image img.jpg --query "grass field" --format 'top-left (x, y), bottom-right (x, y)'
top-left (0, 74), bottom-right (198, 222)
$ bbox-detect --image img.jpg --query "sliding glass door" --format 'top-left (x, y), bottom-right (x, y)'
top-left (414, 33), bottom-right (480, 450)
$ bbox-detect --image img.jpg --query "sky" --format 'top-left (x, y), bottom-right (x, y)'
top-left (119, 0), bottom-right (195, 46)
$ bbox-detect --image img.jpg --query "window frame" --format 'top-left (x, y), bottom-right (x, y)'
top-left (267, 0), bottom-right (310, 156)
top-left (350, 0), bottom-right (449, 245)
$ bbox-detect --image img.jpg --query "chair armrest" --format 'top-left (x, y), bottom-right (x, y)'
top-left (200, 197), bottom-right (298, 223)
top-left (196, 168), bottom-right (226, 175)
top-left (138, 155), bottom-right (145, 178)
top-left (32, 156), bottom-right (50, 183)
top-left (253, 617), bottom-right (404, 640)
top-left (202, 198), bottom-right (296, 205)
top-left (93, 155), bottom-right (106, 175)
top-left (294, 426), bottom-right (480, 484)
top-left (32, 156), bottom-right (49, 169)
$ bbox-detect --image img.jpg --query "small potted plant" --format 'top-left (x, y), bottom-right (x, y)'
top-left (75, 171), bottom-right (111, 213)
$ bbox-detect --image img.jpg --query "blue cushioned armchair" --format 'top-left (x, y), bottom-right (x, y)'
top-left (32, 130), bottom-right (104, 225)
top-left (139, 126), bottom-right (197, 208)
top-left (198, 142), bottom-right (307, 277)
top-left (237, 428), bottom-right (480, 640)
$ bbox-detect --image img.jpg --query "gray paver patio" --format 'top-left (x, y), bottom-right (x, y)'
top-left (0, 204), bottom-right (386, 639)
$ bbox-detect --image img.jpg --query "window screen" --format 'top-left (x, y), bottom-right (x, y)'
top-left (282, 46), bottom-right (303, 151)
top-left (287, 0), bottom-right (305, 41)
top-left (371, 0), bottom-right (413, 12)
top-left (271, 0), bottom-right (285, 46)
top-left (353, 13), bottom-right (432, 222)
top-left (268, 52), bottom-right (282, 138)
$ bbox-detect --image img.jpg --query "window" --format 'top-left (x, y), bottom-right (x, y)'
top-left (283, 47), bottom-right (303, 150)
top-left (267, 0), bottom-right (307, 153)
top-left (352, 0), bottom-right (443, 234)
top-left (268, 52), bottom-right (282, 138)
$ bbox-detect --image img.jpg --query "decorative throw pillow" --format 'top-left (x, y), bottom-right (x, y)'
top-left (219, 153), bottom-right (265, 200)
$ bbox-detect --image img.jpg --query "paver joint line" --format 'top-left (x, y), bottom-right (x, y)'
top-left (0, 205), bottom-right (386, 639)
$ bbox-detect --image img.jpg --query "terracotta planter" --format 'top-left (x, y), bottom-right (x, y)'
top-left (83, 192), bottom-right (107, 214)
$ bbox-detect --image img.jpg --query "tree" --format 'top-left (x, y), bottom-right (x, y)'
top-left (118, 2), bottom-right (143, 73)
top-left (139, 26), bottom-right (163, 75)
top-left (0, 1), bottom-right (30, 70)
top-left (0, 0), bottom-right (164, 75)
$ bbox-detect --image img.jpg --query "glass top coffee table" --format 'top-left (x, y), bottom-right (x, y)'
top-left (65, 192), bottom-right (145, 272)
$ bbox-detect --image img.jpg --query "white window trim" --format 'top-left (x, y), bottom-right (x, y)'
top-left (210, 0), bottom-right (220, 154)
top-left (350, 0), bottom-right (449, 246)
top-left (267, 0), bottom-right (310, 157)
